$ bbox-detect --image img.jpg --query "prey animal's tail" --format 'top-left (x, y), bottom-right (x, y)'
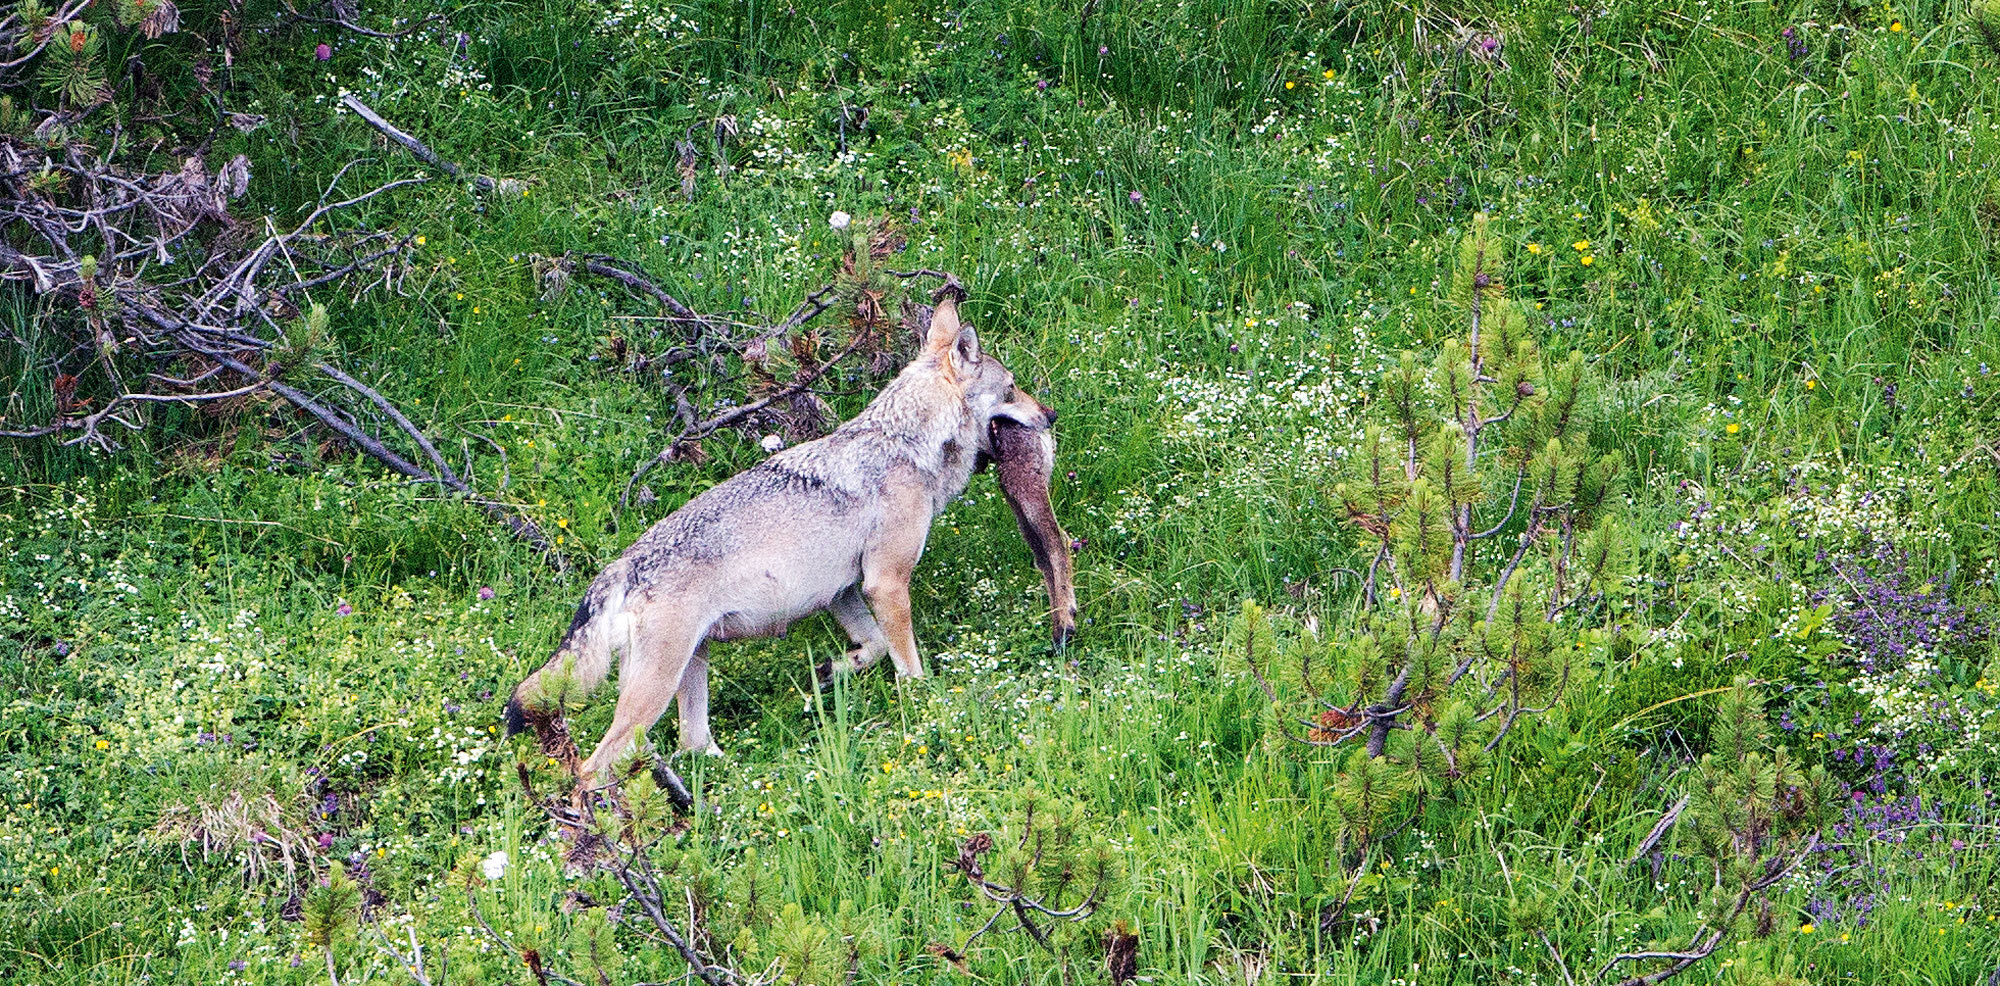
top-left (504, 560), bottom-right (634, 737)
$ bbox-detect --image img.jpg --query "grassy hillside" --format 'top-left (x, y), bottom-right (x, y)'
top-left (4, 1), bottom-right (1999, 983)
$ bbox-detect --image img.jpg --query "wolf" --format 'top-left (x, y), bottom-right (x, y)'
top-left (505, 284), bottom-right (1069, 786)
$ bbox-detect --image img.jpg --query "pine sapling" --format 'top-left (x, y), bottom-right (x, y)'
top-left (1237, 214), bottom-right (1631, 868)
top-left (302, 866), bottom-right (361, 986)
top-left (1596, 678), bottom-right (1837, 986)
top-left (931, 788), bottom-right (1123, 982)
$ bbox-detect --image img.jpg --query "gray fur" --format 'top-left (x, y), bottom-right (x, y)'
top-left (506, 291), bottom-right (1060, 787)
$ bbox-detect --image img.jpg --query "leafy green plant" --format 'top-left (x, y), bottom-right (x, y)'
top-left (1598, 677), bottom-right (1838, 986)
top-left (1239, 214), bottom-right (1628, 834)
top-left (1973, 0), bottom-right (2000, 59)
top-left (302, 866), bottom-right (361, 986)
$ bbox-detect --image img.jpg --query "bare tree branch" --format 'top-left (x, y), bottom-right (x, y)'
top-left (339, 95), bottom-right (495, 190)
top-left (0, 132), bottom-right (568, 568)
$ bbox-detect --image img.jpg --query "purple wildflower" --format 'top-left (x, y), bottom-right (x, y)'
top-left (315, 43), bottom-right (331, 62)
top-left (1814, 542), bottom-right (1985, 672)
top-left (336, 601), bottom-right (353, 616)
top-left (478, 585), bottom-right (495, 600)
top-left (1128, 190), bottom-right (1143, 204)
top-left (1781, 27), bottom-right (1807, 61)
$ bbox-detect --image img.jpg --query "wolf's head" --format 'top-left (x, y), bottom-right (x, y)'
top-left (922, 284), bottom-right (1055, 444)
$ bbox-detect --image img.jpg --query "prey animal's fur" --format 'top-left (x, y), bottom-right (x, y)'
top-left (986, 419), bottom-right (1077, 647)
top-left (505, 285), bottom-right (1067, 786)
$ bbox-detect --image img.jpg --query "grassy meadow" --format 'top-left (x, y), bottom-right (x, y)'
top-left (5, 0), bottom-right (2000, 983)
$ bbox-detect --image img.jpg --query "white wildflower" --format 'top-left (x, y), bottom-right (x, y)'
top-left (481, 850), bottom-right (509, 880)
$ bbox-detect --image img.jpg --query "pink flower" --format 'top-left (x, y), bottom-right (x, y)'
top-left (478, 586), bottom-right (495, 600)
top-left (1128, 190), bottom-right (1143, 204)
top-left (315, 43), bottom-right (331, 62)
top-left (336, 602), bottom-right (352, 616)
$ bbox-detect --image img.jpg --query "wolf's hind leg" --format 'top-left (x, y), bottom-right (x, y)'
top-left (579, 611), bottom-right (703, 787)
top-left (675, 642), bottom-right (723, 757)
top-left (820, 583), bottom-right (890, 681)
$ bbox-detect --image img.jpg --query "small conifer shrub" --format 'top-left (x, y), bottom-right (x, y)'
top-left (1238, 214), bottom-right (1630, 850)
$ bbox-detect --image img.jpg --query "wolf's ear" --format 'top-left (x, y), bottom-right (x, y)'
top-left (953, 322), bottom-right (981, 366)
top-left (923, 288), bottom-right (964, 356)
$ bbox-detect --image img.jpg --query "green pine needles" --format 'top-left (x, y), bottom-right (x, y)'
top-left (921, 786), bottom-right (1123, 980)
top-left (1974, 0), bottom-right (2000, 59)
top-left (302, 866), bottom-right (361, 986)
top-left (1601, 678), bottom-right (1837, 985)
top-left (37, 21), bottom-right (103, 109)
top-left (1239, 214), bottom-right (1631, 846)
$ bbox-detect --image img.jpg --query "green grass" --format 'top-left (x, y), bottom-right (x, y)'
top-left (4, 0), bottom-right (2000, 983)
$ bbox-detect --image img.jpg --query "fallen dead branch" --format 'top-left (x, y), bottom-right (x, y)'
top-left (0, 126), bottom-right (570, 567)
top-left (538, 249), bottom-right (950, 511)
top-left (334, 97), bottom-right (948, 520)
top-left (339, 94), bottom-right (496, 190)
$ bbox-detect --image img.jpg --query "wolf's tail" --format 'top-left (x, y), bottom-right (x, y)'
top-left (504, 562), bottom-right (633, 737)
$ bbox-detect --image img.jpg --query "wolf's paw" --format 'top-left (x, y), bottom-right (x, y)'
top-left (814, 652), bottom-right (861, 688)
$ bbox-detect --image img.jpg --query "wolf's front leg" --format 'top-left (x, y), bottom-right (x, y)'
top-left (865, 575), bottom-right (924, 679)
top-left (860, 488), bottom-right (933, 679)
